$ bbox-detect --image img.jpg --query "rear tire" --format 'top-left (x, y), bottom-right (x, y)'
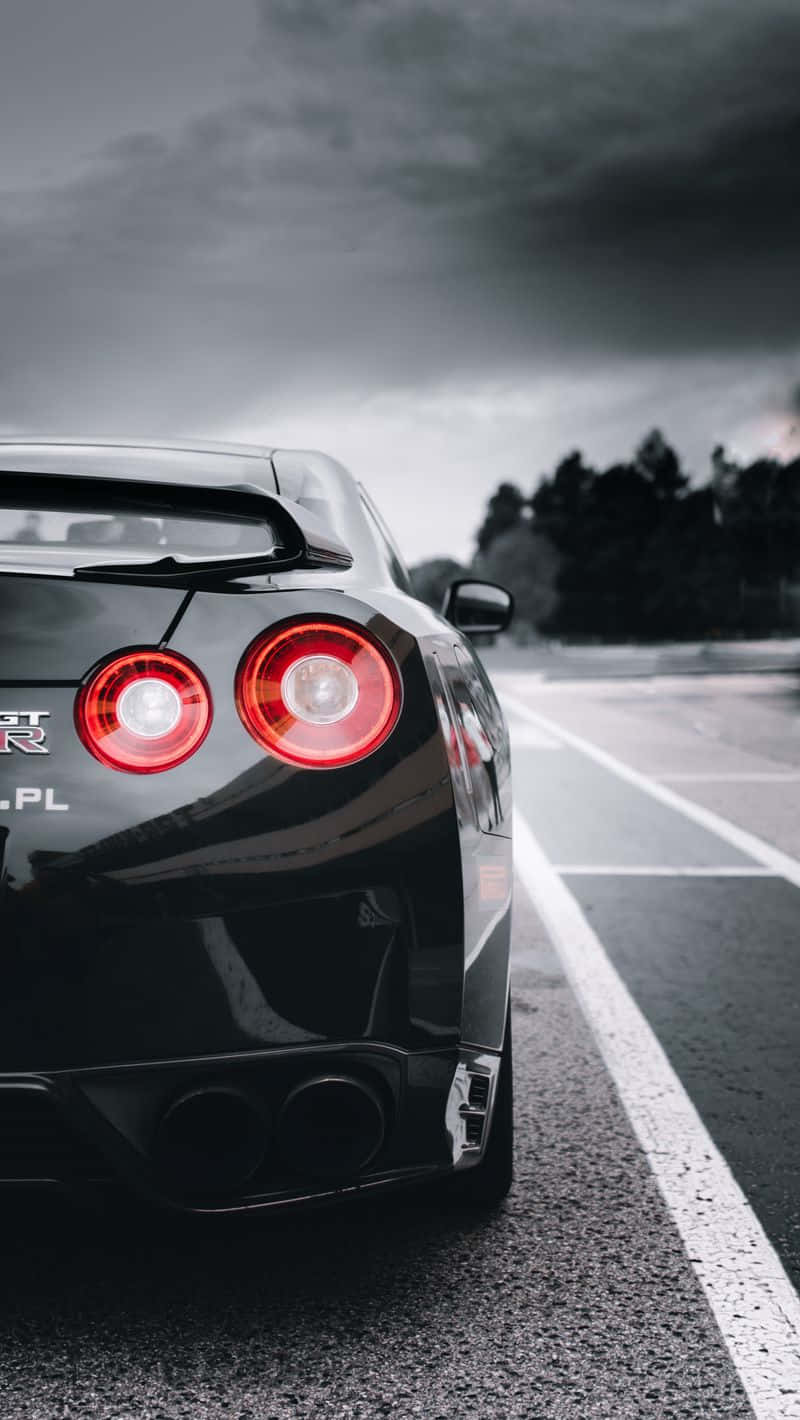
top-left (446, 1001), bottom-right (514, 1207)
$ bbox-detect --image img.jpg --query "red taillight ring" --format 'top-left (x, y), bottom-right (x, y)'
top-left (75, 649), bottom-right (212, 773)
top-left (235, 619), bottom-right (401, 768)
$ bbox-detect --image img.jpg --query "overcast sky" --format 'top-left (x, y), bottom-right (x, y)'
top-left (2, 0), bottom-right (798, 562)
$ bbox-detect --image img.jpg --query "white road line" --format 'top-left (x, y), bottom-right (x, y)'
top-left (658, 772), bottom-right (800, 783)
top-left (552, 864), bottom-right (777, 877)
top-left (513, 807), bottom-right (800, 1418)
top-left (507, 723), bottom-right (563, 750)
top-left (500, 690), bottom-right (800, 892)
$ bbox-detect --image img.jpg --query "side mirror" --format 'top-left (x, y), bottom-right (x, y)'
top-left (441, 579), bottom-right (514, 635)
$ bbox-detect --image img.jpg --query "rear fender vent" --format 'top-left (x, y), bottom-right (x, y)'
top-left (467, 1074), bottom-right (490, 1111)
top-left (464, 1115), bottom-right (484, 1147)
top-left (459, 1069), bottom-right (492, 1152)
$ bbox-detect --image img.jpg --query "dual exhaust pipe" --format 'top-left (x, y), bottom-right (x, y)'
top-left (155, 1075), bottom-right (386, 1194)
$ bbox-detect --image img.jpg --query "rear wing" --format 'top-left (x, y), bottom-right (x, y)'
top-left (0, 470), bottom-right (353, 585)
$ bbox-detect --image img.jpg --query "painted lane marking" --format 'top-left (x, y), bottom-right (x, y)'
top-left (507, 721), bottom-right (563, 750)
top-left (513, 806), bottom-right (800, 1418)
top-left (658, 772), bottom-right (800, 783)
top-left (552, 864), bottom-right (778, 877)
top-left (500, 690), bottom-right (800, 892)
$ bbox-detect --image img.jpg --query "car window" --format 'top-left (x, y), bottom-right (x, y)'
top-left (0, 503), bottom-right (272, 561)
top-left (357, 487), bottom-right (413, 594)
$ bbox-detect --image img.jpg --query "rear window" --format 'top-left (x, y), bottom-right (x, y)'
top-left (358, 487), bottom-right (413, 594)
top-left (0, 505), bottom-right (272, 561)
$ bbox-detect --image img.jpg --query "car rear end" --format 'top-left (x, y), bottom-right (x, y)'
top-left (0, 445), bottom-right (509, 1213)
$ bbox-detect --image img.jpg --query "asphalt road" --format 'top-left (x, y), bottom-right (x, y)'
top-left (489, 655), bottom-right (800, 1294)
top-left (3, 654), bottom-right (800, 1418)
top-left (490, 652), bottom-right (800, 1414)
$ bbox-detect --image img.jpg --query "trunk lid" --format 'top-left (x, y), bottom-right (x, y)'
top-left (0, 573), bottom-right (186, 680)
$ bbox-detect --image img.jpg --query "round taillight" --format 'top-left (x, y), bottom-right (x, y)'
top-left (75, 649), bottom-right (212, 773)
top-left (235, 619), bottom-right (401, 768)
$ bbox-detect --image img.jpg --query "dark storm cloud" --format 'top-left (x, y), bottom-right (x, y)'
top-left (0, 0), bottom-right (798, 431)
top-left (255, 0), bottom-right (800, 346)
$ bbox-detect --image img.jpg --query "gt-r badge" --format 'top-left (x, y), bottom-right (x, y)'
top-left (0, 711), bottom-right (49, 754)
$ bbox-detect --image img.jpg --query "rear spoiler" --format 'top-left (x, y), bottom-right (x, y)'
top-left (0, 471), bottom-right (353, 585)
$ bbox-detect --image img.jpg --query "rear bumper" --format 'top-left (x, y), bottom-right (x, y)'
top-left (0, 1040), bottom-right (502, 1214)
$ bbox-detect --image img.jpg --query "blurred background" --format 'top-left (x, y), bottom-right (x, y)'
top-left (1, 0), bottom-right (799, 639)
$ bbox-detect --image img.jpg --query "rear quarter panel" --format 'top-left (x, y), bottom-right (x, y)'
top-left (361, 584), bottom-right (513, 1052)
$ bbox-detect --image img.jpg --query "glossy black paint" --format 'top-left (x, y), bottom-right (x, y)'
top-left (0, 441), bottom-right (512, 1211)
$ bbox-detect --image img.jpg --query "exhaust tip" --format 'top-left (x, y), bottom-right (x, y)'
top-left (278, 1075), bottom-right (385, 1180)
top-left (154, 1085), bottom-right (269, 1193)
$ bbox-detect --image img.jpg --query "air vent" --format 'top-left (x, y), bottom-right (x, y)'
top-left (464, 1115), bottom-right (484, 1147)
top-left (467, 1074), bottom-right (490, 1110)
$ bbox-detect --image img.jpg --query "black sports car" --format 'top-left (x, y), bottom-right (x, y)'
top-left (0, 439), bottom-right (514, 1214)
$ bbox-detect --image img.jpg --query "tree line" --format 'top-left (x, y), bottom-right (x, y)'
top-left (410, 430), bottom-right (800, 640)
